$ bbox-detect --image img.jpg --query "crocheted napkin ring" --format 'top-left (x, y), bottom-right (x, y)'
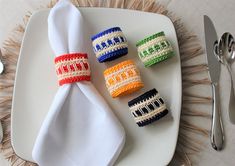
top-left (136, 31), bottom-right (174, 67)
top-left (104, 60), bottom-right (144, 98)
top-left (55, 53), bottom-right (91, 86)
top-left (128, 88), bottom-right (169, 127)
top-left (91, 27), bottom-right (128, 63)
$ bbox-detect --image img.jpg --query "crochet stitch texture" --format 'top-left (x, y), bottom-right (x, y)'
top-left (91, 27), bottom-right (128, 62)
top-left (128, 88), bottom-right (168, 127)
top-left (104, 60), bottom-right (143, 98)
top-left (136, 31), bottom-right (174, 67)
top-left (54, 53), bottom-right (91, 86)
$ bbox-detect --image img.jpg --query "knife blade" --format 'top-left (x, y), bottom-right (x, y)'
top-left (204, 15), bottom-right (224, 151)
top-left (204, 16), bottom-right (221, 82)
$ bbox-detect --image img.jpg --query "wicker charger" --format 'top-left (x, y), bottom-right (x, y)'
top-left (0, 0), bottom-right (211, 165)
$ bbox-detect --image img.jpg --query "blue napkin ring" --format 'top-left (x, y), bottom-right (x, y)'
top-left (91, 27), bottom-right (128, 63)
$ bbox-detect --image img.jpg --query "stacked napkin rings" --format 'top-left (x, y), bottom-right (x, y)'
top-left (104, 60), bottom-right (144, 98)
top-left (54, 53), bottom-right (91, 86)
top-left (136, 31), bottom-right (174, 67)
top-left (128, 88), bottom-right (168, 127)
top-left (91, 27), bottom-right (128, 63)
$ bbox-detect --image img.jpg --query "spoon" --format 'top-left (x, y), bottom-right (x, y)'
top-left (0, 49), bottom-right (4, 142)
top-left (0, 121), bottom-right (2, 143)
top-left (219, 32), bottom-right (235, 124)
top-left (0, 49), bottom-right (4, 74)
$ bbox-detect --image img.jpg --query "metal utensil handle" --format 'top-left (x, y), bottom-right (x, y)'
top-left (0, 121), bottom-right (2, 143)
top-left (0, 48), bottom-right (3, 143)
top-left (227, 64), bottom-right (235, 124)
top-left (211, 83), bottom-right (224, 151)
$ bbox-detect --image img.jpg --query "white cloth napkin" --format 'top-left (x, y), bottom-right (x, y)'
top-left (32, 1), bottom-right (125, 166)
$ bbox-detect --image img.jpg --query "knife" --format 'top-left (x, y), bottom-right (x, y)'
top-left (204, 15), bottom-right (224, 151)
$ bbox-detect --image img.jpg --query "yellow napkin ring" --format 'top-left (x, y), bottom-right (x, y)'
top-left (104, 60), bottom-right (144, 98)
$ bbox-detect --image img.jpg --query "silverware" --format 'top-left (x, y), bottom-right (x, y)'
top-left (0, 49), bottom-right (4, 143)
top-left (0, 49), bottom-right (4, 74)
top-left (204, 15), bottom-right (224, 151)
top-left (0, 121), bottom-right (2, 143)
top-left (218, 32), bottom-right (235, 124)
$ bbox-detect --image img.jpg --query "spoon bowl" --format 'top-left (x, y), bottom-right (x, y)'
top-left (0, 49), bottom-right (4, 74)
top-left (220, 32), bottom-right (235, 64)
top-left (219, 32), bottom-right (235, 124)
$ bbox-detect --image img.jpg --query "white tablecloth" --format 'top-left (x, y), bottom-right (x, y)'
top-left (0, 0), bottom-right (235, 165)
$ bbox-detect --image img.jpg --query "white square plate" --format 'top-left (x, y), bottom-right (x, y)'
top-left (12, 8), bottom-right (182, 166)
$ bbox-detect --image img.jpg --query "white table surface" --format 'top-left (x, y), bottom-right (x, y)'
top-left (0, 0), bottom-right (235, 165)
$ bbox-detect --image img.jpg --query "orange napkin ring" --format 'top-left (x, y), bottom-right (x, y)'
top-left (104, 60), bottom-right (144, 98)
top-left (55, 53), bottom-right (91, 86)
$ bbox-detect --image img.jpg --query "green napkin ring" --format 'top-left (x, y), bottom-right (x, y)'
top-left (136, 31), bottom-right (174, 67)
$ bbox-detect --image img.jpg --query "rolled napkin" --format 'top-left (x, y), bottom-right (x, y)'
top-left (104, 60), bottom-right (144, 98)
top-left (32, 1), bottom-right (125, 166)
top-left (136, 31), bottom-right (174, 67)
top-left (91, 27), bottom-right (128, 62)
top-left (128, 88), bottom-right (168, 127)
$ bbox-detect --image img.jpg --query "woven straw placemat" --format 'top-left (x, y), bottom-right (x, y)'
top-left (0, 0), bottom-right (212, 165)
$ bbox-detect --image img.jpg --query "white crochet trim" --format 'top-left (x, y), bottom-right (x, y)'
top-left (108, 76), bottom-right (142, 93)
top-left (92, 31), bottom-right (125, 46)
top-left (58, 71), bottom-right (91, 80)
top-left (96, 42), bottom-right (128, 58)
top-left (129, 93), bottom-right (161, 112)
top-left (55, 58), bottom-right (91, 80)
top-left (104, 64), bottom-right (136, 80)
top-left (141, 47), bottom-right (173, 62)
top-left (134, 105), bottom-right (167, 123)
top-left (55, 58), bottom-right (88, 68)
top-left (137, 36), bottom-right (166, 52)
